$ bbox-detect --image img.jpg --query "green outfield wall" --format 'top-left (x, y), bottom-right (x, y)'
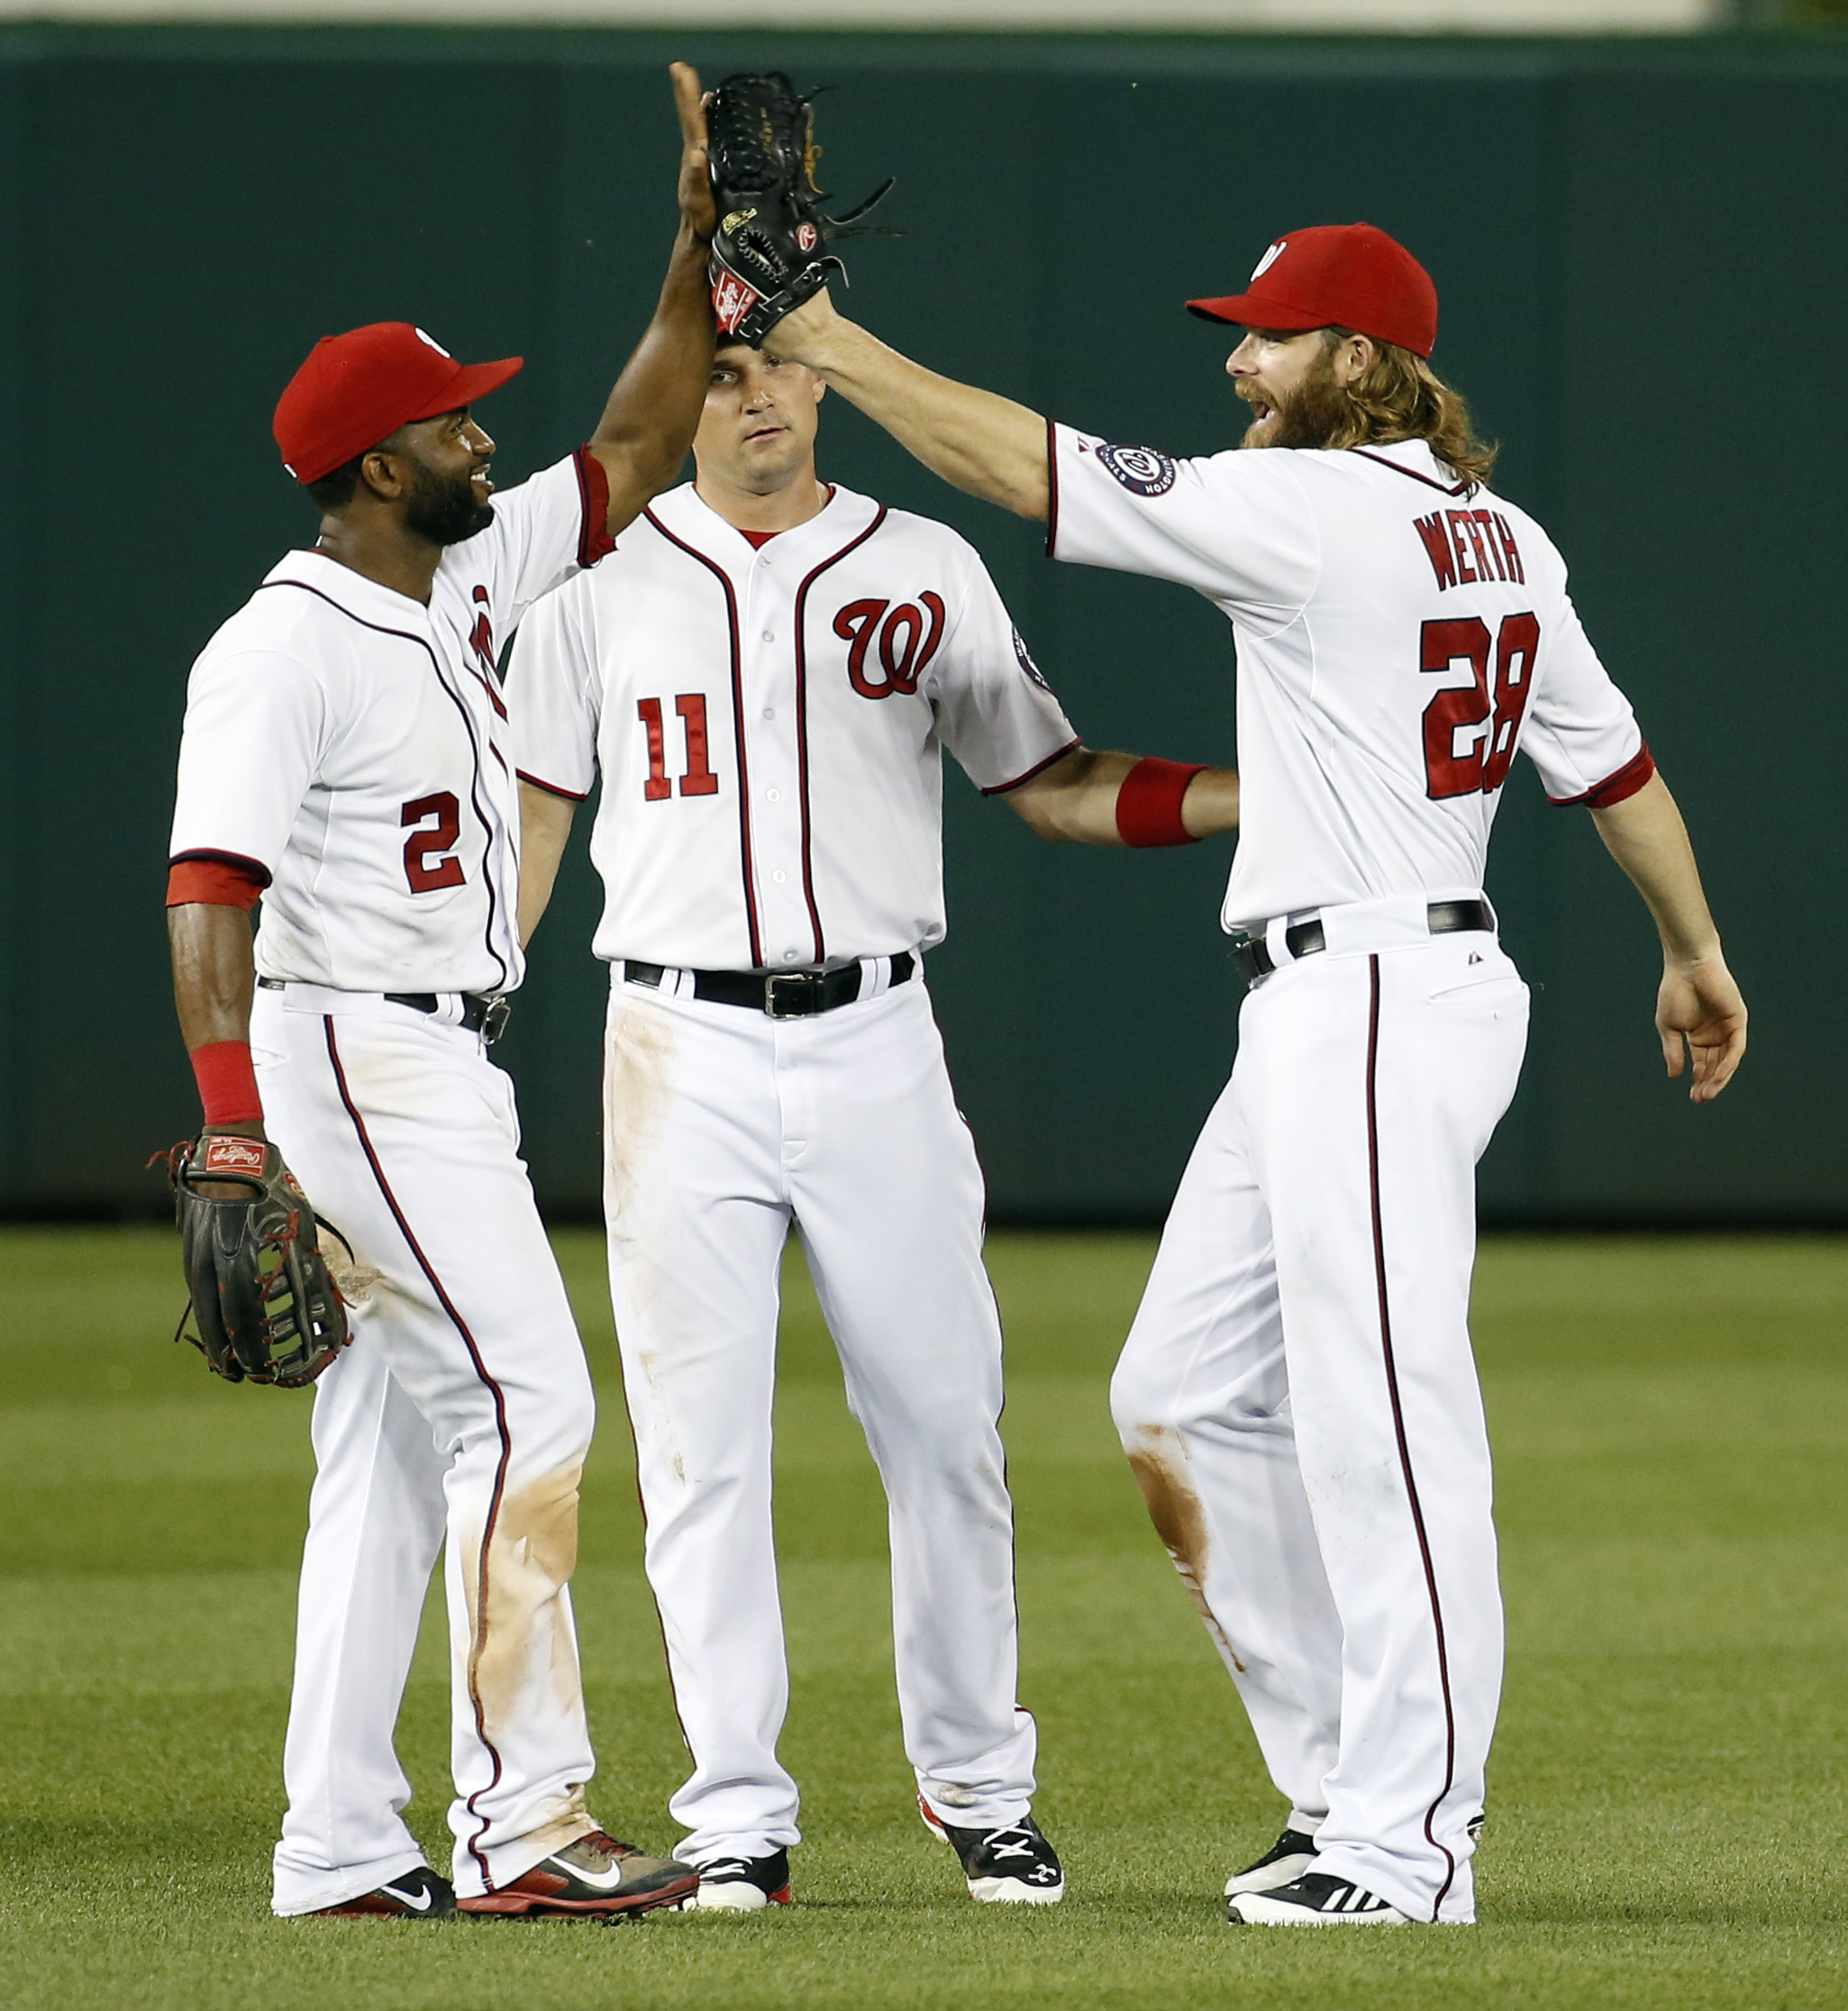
top-left (0, 25), bottom-right (1841, 1223)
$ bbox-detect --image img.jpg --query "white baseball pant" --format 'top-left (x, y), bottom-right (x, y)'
top-left (1109, 914), bottom-right (1528, 1924)
top-left (251, 985), bottom-right (600, 1915)
top-left (601, 960), bottom-right (1037, 1865)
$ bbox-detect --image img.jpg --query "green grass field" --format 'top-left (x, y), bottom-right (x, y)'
top-left (0, 1227), bottom-right (1843, 2009)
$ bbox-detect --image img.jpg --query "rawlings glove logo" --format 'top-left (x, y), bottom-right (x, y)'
top-left (1097, 443), bottom-right (1178, 497)
top-left (712, 269), bottom-right (763, 336)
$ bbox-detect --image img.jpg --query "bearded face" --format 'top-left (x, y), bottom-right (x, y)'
top-left (402, 451), bottom-right (496, 545)
top-left (1236, 338), bottom-right (1352, 452)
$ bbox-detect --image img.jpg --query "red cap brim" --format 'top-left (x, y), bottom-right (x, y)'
top-left (1186, 295), bottom-right (1327, 331)
top-left (403, 354), bottom-right (524, 424)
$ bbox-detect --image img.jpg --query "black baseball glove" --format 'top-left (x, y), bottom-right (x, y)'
top-left (160, 1133), bottom-right (352, 1388)
top-left (706, 71), bottom-right (895, 346)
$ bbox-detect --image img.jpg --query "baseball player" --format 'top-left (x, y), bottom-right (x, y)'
top-left (164, 67), bottom-right (721, 1921)
top-left (510, 333), bottom-right (1239, 1910)
top-left (760, 223), bottom-right (1747, 1925)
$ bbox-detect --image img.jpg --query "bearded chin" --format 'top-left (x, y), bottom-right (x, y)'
top-left (405, 468), bottom-right (496, 546)
top-left (1241, 352), bottom-right (1352, 451)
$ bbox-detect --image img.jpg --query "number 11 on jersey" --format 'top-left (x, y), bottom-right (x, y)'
top-left (638, 694), bottom-right (721, 802)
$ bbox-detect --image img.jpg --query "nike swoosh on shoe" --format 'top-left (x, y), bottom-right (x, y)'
top-left (378, 1882), bottom-right (434, 1912)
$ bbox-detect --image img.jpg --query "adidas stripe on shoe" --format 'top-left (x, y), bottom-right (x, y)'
top-left (1227, 1870), bottom-right (1412, 1925)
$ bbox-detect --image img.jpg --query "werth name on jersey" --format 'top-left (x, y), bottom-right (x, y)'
top-left (1414, 508), bottom-right (1525, 592)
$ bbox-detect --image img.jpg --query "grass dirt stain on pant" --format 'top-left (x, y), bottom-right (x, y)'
top-left (459, 1461), bottom-right (595, 1850)
top-left (1123, 1424), bottom-right (1247, 1673)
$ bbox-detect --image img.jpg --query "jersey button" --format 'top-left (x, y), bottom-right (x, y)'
top-left (766, 788), bottom-right (781, 803)
top-left (772, 869), bottom-right (787, 884)
top-left (781, 950), bottom-right (799, 962)
top-left (762, 707), bottom-right (775, 720)
top-left (761, 631), bottom-right (774, 642)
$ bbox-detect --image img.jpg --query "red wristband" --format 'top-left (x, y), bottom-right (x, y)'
top-left (1115, 758), bottom-right (1208, 848)
top-left (190, 1040), bottom-right (263, 1127)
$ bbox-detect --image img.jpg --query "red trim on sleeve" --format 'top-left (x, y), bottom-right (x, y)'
top-left (166, 852), bottom-right (270, 910)
top-left (574, 447), bottom-right (615, 568)
top-left (190, 1041), bottom-right (263, 1126)
top-left (514, 767), bottom-right (590, 804)
top-left (1116, 756), bottom-right (1208, 847)
top-left (1044, 417), bottom-right (1061, 559)
top-left (1550, 742), bottom-right (1655, 810)
top-left (980, 735), bottom-right (1083, 797)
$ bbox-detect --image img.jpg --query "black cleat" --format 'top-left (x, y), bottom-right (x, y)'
top-left (310, 1865), bottom-right (457, 1918)
top-left (680, 1847), bottom-right (792, 1911)
top-left (920, 1800), bottom-right (1064, 1904)
top-left (1224, 1826), bottom-right (1319, 1897)
top-left (1228, 1870), bottom-right (1411, 1925)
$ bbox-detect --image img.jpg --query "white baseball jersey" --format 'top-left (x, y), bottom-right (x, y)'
top-left (1049, 431), bottom-right (1650, 931)
top-left (512, 481), bottom-right (1077, 972)
top-left (170, 450), bottom-right (613, 995)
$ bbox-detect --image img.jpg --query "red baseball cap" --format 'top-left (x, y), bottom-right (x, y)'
top-left (1187, 223), bottom-right (1439, 359)
top-left (273, 322), bottom-right (524, 484)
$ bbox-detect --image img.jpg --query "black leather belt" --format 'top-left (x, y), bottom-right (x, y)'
top-left (624, 951), bottom-right (915, 1019)
top-left (1229, 898), bottom-right (1494, 985)
top-left (385, 991), bottom-right (511, 1042)
top-left (257, 977), bottom-right (511, 1042)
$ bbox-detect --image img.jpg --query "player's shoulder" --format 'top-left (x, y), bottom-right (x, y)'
top-left (858, 495), bottom-right (988, 573)
top-left (195, 552), bottom-right (357, 672)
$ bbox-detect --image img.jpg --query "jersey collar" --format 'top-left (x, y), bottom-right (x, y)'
top-left (1345, 438), bottom-right (1474, 496)
top-left (647, 479), bottom-right (880, 571)
top-left (264, 547), bottom-right (435, 625)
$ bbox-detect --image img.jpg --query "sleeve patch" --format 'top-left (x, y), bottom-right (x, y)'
top-left (1096, 443), bottom-right (1178, 497)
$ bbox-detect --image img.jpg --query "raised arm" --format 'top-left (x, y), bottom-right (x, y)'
top-left (770, 290), bottom-right (1050, 520)
top-left (1006, 748), bottom-right (1239, 846)
top-left (519, 781), bottom-right (578, 947)
top-left (585, 63), bottom-right (719, 533)
top-left (1589, 769), bottom-right (1746, 1103)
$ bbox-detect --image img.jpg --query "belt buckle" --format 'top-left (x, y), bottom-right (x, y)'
top-left (764, 972), bottom-right (813, 1019)
top-left (479, 996), bottom-right (511, 1044)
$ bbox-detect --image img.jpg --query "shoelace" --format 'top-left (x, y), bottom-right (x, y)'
top-left (984, 1828), bottom-right (1041, 1862)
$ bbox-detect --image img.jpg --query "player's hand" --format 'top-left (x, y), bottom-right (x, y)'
top-left (1655, 951), bottom-right (1746, 1103)
top-left (669, 62), bottom-right (715, 244)
top-left (764, 287), bottom-right (844, 369)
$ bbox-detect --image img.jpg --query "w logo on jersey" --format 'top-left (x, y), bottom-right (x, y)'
top-left (834, 595), bottom-right (949, 699)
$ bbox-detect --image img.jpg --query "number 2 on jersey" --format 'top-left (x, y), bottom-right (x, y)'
top-left (1420, 611), bottom-right (1540, 799)
top-left (402, 792), bottom-right (465, 892)
top-left (638, 695), bottom-right (721, 802)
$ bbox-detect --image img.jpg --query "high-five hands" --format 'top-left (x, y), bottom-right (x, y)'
top-left (669, 62), bottom-right (715, 245)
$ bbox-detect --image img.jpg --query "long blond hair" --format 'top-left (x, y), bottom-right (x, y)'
top-left (1322, 329), bottom-right (1498, 489)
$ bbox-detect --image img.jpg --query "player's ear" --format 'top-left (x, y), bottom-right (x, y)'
top-left (358, 446), bottom-right (409, 504)
top-left (1331, 332), bottom-right (1375, 387)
